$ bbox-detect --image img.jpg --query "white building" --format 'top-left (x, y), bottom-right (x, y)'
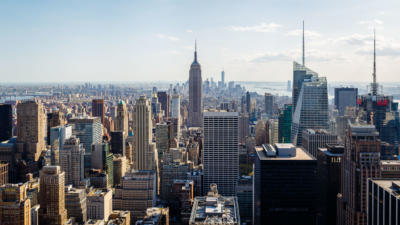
top-left (87, 189), bottom-right (112, 221)
top-left (60, 136), bottom-right (85, 186)
top-left (203, 111), bottom-right (239, 196)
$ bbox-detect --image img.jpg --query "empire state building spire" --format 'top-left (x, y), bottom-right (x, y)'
top-left (194, 40), bottom-right (198, 62)
top-left (372, 30), bottom-right (377, 96)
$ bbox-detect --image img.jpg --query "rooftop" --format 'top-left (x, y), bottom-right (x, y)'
top-left (189, 196), bottom-right (239, 224)
top-left (255, 144), bottom-right (314, 161)
top-left (370, 179), bottom-right (400, 198)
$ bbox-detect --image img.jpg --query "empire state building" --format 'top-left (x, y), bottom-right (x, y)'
top-left (188, 42), bottom-right (203, 127)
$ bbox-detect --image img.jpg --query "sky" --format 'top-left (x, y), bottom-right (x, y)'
top-left (1, 0), bottom-right (400, 83)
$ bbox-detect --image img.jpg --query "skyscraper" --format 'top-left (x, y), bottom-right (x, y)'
top-left (171, 93), bottom-right (181, 121)
top-left (278, 104), bottom-right (292, 143)
top-left (337, 124), bottom-right (381, 225)
top-left (115, 100), bottom-right (129, 136)
top-left (0, 104), bottom-right (12, 142)
top-left (157, 91), bottom-right (170, 118)
top-left (334, 88), bottom-right (358, 116)
top-left (92, 99), bottom-right (105, 124)
top-left (60, 136), bottom-right (85, 186)
top-left (203, 111), bottom-right (239, 196)
top-left (91, 142), bottom-right (114, 187)
top-left (188, 41), bottom-right (203, 127)
top-left (253, 143), bottom-right (318, 225)
top-left (133, 95), bottom-right (155, 171)
top-left (246, 91), bottom-right (251, 114)
top-left (264, 93), bottom-right (274, 116)
top-left (47, 111), bottom-right (66, 145)
top-left (68, 117), bottom-right (103, 155)
top-left (17, 100), bottom-right (46, 162)
top-left (38, 166), bottom-right (68, 225)
top-left (291, 68), bottom-right (328, 146)
top-left (110, 131), bottom-right (126, 155)
top-left (301, 129), bottom-right (338, 158)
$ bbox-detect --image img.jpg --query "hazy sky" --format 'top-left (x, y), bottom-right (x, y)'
top-left (1, 0), bottom-right (400, 83)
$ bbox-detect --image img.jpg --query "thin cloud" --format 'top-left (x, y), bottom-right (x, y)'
top-left (157, 34), bottom-right (180, 41)
top-left (230, 22), bottom-right (281, 33)
top-left (358, 19), bottom-right (384, 30)
top-left (186, 29), bottom-right (193, 33)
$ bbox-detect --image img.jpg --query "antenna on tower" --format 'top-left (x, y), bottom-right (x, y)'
top-left (302, 20), bottom-right (305, 66)
top-left (194, 39), bottom-right (198, 62)
top-left (372, 29), bottom-right (377, 95)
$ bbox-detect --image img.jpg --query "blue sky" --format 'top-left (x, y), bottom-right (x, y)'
top-left (1, 0), bottom-right (400, 82)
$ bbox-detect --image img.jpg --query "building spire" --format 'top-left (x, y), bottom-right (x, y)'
top-left (194, 39), bottom-right (198, 62)
top-left (372, 29), bottom-right (377, 95)
top-left (302, 20), bottom-right (305, 66)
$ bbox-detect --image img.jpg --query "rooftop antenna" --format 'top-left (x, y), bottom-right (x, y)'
top-left (372, 29), bottom-right (377, 96)
top-left (302, 20), bottom-right (305, 66)
top-left (194, 40), bottom-right (197, 62)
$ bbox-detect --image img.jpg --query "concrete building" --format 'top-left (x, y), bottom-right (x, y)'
top-left (115, 101), bottom-right (129, 137)
top-left (254, 143), bottom-right (318, 225)
top-left (160, 162), bottom-right (190, 200)
top-left (337, 124), bottom-right (381, 225)
top-left (31, 205), bottom-right (40, 225)
top-left (266, 119), bottom-right (279, 145)
top-left (113, 170), bottom-right (156, 221)
top-left (65, 186), bottom-right (87, 223)
top-left (203, 111), bottom-right (239, 196)
top-left (107, 211), bottom-right (130, 225)
top-left (0, 162), bottom-right (8, 185)
top-left (171, 93), bottom-right (181, 124)
top-left (157, 91), bottom-right (170, 118)
top-left (133, 96), bottom-right (155, 171)
top-left (367, 179), bottom-right (400, 225)
top-left (0, 183), bottom-right (31, 225)
top-left (239, 114), bottom-right (249, 144)
top-left (87, 189), bottom-right (112, 221)
top-left (113, 155), bottom-right (127, 187)
top-left (17, 100), bottom-right (46, 162)
top-left (38, 166), bottom-right (68, 225)
top-left (189, 184), bottom-right (240, 225)
top-left (302, 129), bottom-right (338, 158)
top-left (0, 104), bottom-right (12, 142)
top-left (156, 123), bottom-right (171, 156)
top-left (170, 180), bottom-right (193, 224)
top-left (188, 43), bottom-right (203, 127)
top-left (60, 136), bottom-right (85, 186)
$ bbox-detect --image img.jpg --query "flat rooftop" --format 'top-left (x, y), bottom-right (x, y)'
top-left (189, 196), bottom-right (240, 224)
top-left (255, 146), bottom-right (314, 160)
top-left (370, 179), bottom-right (400, 198)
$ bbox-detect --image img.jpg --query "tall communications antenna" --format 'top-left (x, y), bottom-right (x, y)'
top-left (302, 20), bottom-right (305, 66)
top-left (372, 30), bottom-right (377, 95)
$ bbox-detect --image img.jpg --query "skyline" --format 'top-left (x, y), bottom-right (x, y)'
top-left (1, 0), bottom-right (400, 83)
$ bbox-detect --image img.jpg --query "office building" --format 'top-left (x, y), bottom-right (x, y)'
top-left (264, 93), bottom-right (274, 116)
top-left (69, 117), bottom-right (103, 155)
top-left (171, 93), bottom-right (181, 123)
top-left (239, 114), bottom-right (249, 144)
top-left (254, 143), bottom-right (318, 225)
top-left (113, 155), bottom-right (127, 186)
top-left (170, 180), bottom-right (193, 224)
top-left (302, 129), bottom-right (338, 158)
top-left (133, 96), bottom-right (155, 171)
top-left (337, 124), bottom-right (381, 225)
top-left (38, 166), bottom-right (68, 225)
top-left (367, 179), bottom-right (400, 225)
top-left (47, 111), bottom-right (66, 145)
top-left (17, 100), bottom-right (46, 162)
top-left (107, 211), bottom-right (131, 225)
top-left (160, 162), bottom-right (190, 200)
top-left (156, 123), bottom-right (171, 156)
top-left (291, 65), bottom-right (328, 146)
top-left (245, 91), bottom-right (251, 114)
top-left (115, 101), bottom-right (129, 136)
top-left (189, 184), bottom-right (240, 225)
top-left (91, 143), bottom-right (114, 187)
top-left (92, 99), bottom-right (105, 124)
top-left (157, 91), bottom-right (170, 118)
top-left (0, 162), bottom-right (8, 185)
top-left (0, 104), bottom-right (12, 142)
top-left (0, 183), bottom-right (31, 225)
top-left (266, 119), bottom-right (279, 145)
top-left (317, 145), bottom-right (344, 225)
top-left (237, 176), bottom-right (252, 225)
top-left (278, 104), bottom-right (292, 143)
top-left (334, 88), bottom-right (358, 116)
top-left (188, 42), bottom-right (203, 127)
top-left (113, 170), bottom-right (156, 221)
top-left (50, 125), bottom-right (72, 150)
top-left (110, 131), bottom-right (126, 155)
top-left (87, 189), bottom-right (112, 221)
top-left (65, 186), bottom-right (87, 223)
top-left (203, 111), bottom-right (239, 196)
top-left (60, 136), bottom-right (85, 186)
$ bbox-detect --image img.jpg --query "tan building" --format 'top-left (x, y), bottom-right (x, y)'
top-left (113, 170), bottom-right (156, 222)
top-left (17, 100), bottom-right (46, 161)
top-left (133, 96), bottom-right (155, 171)
top-left (107, 211), bottom-right (130, 225)
top-left (115, 101), bottom-right (129, 137)
top-left (0, 162), bottom-right (8, 185)
top-left (0, 183), bottom-right (31, 225)
top-left (113, 155), bottom-right (127, 186)
top-left (38, 166), bottom-right (68, 225)
top-left (87, 189), bottom-right (112, 221)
